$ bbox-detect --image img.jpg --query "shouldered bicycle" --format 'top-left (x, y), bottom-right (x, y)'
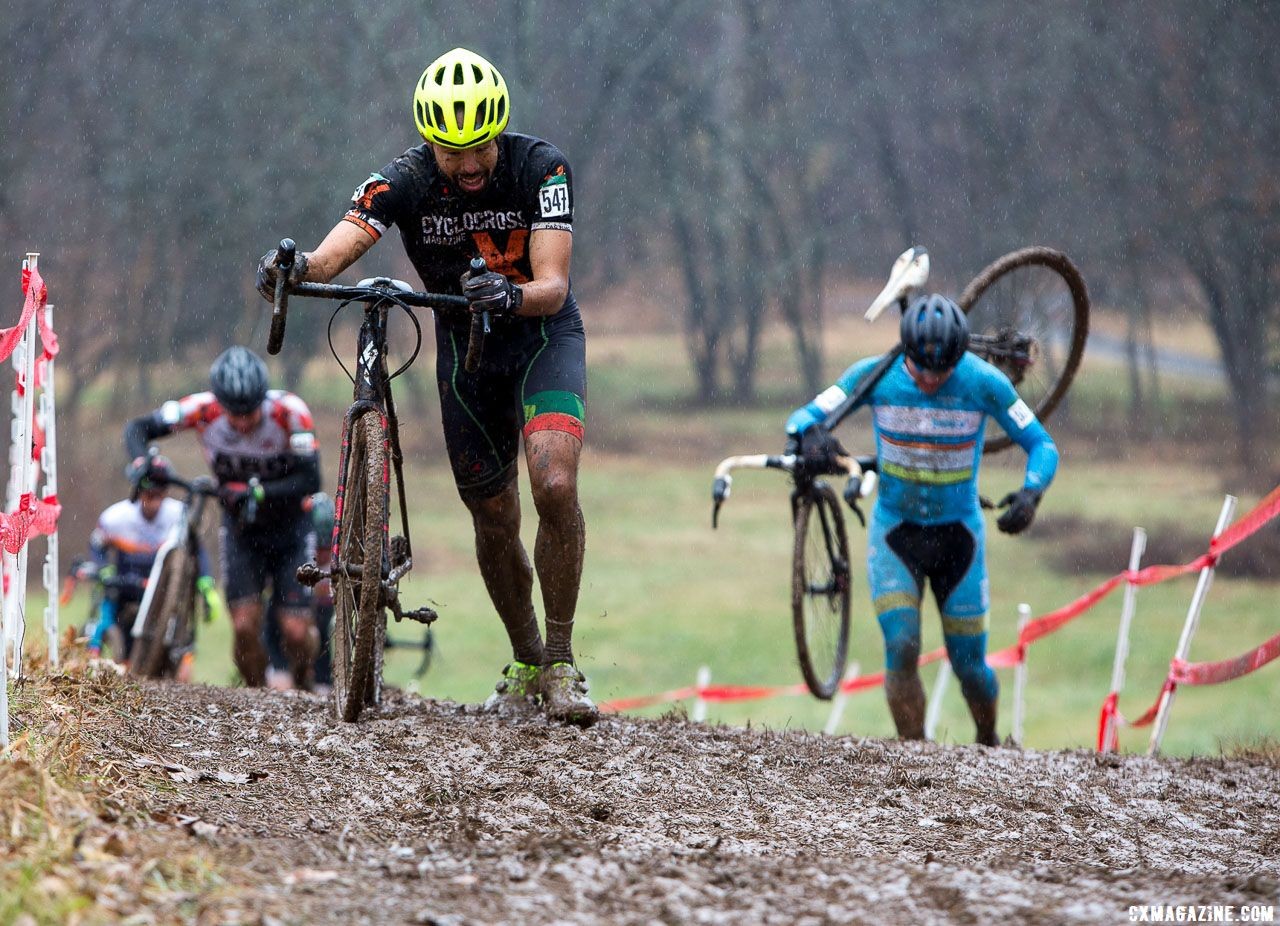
top-left (711, 246), bottom-right (1090, 699)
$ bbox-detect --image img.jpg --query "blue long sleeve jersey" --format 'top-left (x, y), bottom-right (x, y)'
top-left (785, 352), bottom-right (1058, 525)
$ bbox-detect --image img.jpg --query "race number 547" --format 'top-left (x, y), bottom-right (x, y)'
top-left (539, 184), bottom-right (569, 218)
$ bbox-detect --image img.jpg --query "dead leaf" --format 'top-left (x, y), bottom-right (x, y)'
top-left (191, 820), bottom-right (220, 841)
top-left (132, 756), bottom-right (265, 785)
top-left (284, 868), bottom-right (340, 886)
top-left (103, 831), bottom-right (128, 855)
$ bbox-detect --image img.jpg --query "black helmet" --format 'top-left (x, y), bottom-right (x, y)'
top-left (210, 346), bottom-right (269, 415)
top-left (128, 449), bottom-right (175, 499)
top-left (900, 294), bottom-right (969, 371)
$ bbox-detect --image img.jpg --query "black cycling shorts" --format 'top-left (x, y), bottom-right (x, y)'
top-left (220, 513), bottom-right (315, 611)
top-left (434, 305), bottom-right (586, 501)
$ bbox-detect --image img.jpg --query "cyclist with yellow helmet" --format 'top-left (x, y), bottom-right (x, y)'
top-left (257, 48), bottom-right (594, 725)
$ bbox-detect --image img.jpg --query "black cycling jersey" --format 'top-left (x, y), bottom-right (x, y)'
top-left (342, 132), bottom-right (579, 331)
top-left (344, 131), bottom-right (587, 499)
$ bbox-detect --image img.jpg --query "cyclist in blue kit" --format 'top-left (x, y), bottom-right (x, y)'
top-left (786, 295), bottom-right (1058, 746)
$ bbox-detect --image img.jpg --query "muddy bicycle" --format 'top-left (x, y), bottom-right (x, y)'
top-left (266, 239), bottom-right (485, 721)
top-left (712, 246), bottom-right (1089, 699)
top-left (129, 473), bottom-right (220, 679)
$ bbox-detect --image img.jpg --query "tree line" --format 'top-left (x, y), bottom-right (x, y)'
top-left (1, 0), bottom-right (1275, 458)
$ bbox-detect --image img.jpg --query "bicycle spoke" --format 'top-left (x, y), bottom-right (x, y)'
top-left (792, 486), bottom-right (851, 699)
top-left (960, 248), bottom-right (1089, 453)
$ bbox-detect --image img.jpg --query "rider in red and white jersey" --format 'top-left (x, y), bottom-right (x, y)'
top-left (124, 346), bottom-right (321, 688)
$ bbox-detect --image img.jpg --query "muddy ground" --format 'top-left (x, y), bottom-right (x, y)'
top-left (17, 672), bottom-right (1280, 925)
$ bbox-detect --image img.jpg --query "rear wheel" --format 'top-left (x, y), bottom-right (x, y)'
top-left (791, 482), bottom-right (852, 700)
top-left (958, 247), bottom-right (1090, 453)
top-left (331, 411), bottom-right (388, 722)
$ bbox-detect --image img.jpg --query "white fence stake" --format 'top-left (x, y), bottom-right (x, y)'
top-left (1101, 527), bottom-right (1147, 752)
top-left (38, 303), bottom-right (58, 668)
top-left (4, 253), bottom-right (39, 680)
top-left (924, 659), bottom-right (952, 741)
top-left (1, 251), bottom-right (40, 746)
top-left (2, 380), bottom-right (20, 669)
top-left (822, 661), bottom-right (861, 735)
top-left (1149, 496), bottom-right (1236, 756)
top-left (9, 304), bottom-right (37, 680)
top-left (692, 665), bottom-right (711, 723)
top-left (1012, 603), bottom-right (1031, 746)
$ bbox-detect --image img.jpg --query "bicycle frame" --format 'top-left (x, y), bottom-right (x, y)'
top-left (280, 275), bottom-right (465, 627)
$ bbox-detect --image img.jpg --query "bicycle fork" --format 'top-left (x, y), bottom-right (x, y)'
top-left (296, 402), bottom-right (437, 626)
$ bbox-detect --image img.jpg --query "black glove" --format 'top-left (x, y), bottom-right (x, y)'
top-left (218, 482), bottom-right (252, 516)
top-left (126, 455), bottom-right (149, 485)
top-left (842, 475), bottom-right (866, 526)
top-left (256, 248), bottom-right (310, 302)
top-left (461, 269), bottom-right (523, 317)
top-left (798, 426), bottom-right (847, 475)
top-left (996, 487), bottom-right (1042, 535)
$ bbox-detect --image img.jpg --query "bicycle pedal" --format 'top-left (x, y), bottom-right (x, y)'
top-left (402, 606), bottom-right (438, 626)
top-left (296, 561), bottom-right (327, 587)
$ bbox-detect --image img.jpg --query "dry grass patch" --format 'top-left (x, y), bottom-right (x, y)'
top-left (1, 649), bottom-right (235, 925)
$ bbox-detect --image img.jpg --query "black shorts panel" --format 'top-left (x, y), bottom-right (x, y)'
top-left (884, 520), bottom-right (978, 607)
top-left (220, 514), bottom-right (316, 611)
top-left (435, 307), bottom-right (586, 500)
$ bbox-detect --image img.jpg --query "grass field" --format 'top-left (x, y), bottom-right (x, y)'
top-left (38, 307), bottom-right (1280, 757)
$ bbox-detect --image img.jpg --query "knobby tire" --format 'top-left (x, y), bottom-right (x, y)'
top-left (791, 482), bottom-right (852, 700)
top-left (332, 410), bottom-right (388, 722)
top-left (132, 550), bottom-right (196, 679)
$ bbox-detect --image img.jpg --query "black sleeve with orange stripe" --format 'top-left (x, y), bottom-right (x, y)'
top-left (342, 161), bottom-right (408, 241)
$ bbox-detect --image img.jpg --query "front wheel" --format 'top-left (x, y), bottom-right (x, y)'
top-left (958, 247), bottom-right (1090, 454)
top-left (131, 550), bottom-right (196, 679)
top-left (791, 482), bottom-right (852, 700)
top-left (331, 410), bottom-right (389, 722)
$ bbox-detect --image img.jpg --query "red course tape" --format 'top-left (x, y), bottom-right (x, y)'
top-left (604, 487), bottom-right (1280, 716)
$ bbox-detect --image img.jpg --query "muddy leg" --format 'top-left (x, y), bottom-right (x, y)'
top-left (525, 431), bottom-right (584, 666)
top-left (884, 669), bottom-right (926, 740)
top-left (280, 608), bottom-right (319, 691)
top-left (966, 696), bottom-right (999, 747)
top-left (230, 599), bottom-right (268, 687)
top-left (464, 481), bottom-right (545, 665)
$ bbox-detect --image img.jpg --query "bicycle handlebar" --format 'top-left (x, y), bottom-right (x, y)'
top-left (464, 257), bottom-right (489, 374)
top-left (281, 280), bottom-right (469, 310)
top-left (710, 453), bottom-right (877, 528)
top-left (268, 238), bottom-right (296, 356)
top-left (162, 474), bottom-right (220, 506)
top-left (265, 236), bottom-right (484, 369)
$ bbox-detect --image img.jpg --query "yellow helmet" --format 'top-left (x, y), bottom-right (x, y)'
top-left (413, 48), bottom-right (510, 149)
